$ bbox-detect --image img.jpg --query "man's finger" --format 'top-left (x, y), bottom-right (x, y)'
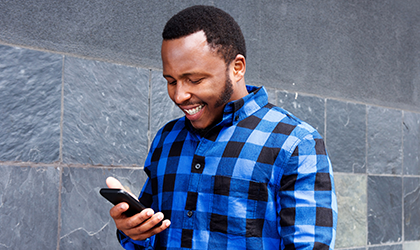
top-left (109, 202), bottom-right (129, 220)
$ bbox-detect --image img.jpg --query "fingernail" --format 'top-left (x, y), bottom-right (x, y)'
top-left (146, 210), bottom-right (153, 217)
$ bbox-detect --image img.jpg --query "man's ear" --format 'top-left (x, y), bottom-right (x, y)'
top-left (232, 54), bottom-right (246, 83)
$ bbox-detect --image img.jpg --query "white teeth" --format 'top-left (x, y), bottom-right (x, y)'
top-left (184, 104), bottom-right (204, 115)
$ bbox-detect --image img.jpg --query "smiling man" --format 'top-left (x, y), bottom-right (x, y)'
top-left (107, 5), bottom-right (337, 250)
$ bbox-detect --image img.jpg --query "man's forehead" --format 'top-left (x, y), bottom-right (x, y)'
top-left (162, 31), bottom-right (207, 48)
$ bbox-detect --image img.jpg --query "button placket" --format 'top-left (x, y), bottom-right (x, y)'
top-left (184, 142), bottom-right (209, 227)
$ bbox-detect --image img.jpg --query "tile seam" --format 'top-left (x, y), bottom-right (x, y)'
top-left (59, 55), bottom-right (65, 163)
top-left (147, 69), bottom-right (152, 150)
top-left (56, 165), bottom-right (63, 250)
top-left (365, 105), bottom-right (369, 248)
top-left (402, 111), bottom-right (405, 246)
top-left (0, 161), bottom-right (144, 169)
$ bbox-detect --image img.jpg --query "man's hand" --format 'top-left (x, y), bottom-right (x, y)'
top-left (106, 177), bottom-right (171, 241)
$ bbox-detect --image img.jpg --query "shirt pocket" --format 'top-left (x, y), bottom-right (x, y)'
top-left (209, 175), bottom-right (268, 237)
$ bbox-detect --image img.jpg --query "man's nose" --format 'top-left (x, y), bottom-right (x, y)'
top-left (173, 81), bottom-right (191, 104)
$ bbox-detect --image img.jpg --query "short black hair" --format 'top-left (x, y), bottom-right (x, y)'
top-left (162, 5), bottom-right (246, 65)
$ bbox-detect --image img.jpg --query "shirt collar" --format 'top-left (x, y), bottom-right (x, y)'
top-left (222, 85), bottom-right (268, 125)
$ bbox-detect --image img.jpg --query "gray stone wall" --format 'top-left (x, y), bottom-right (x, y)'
top-left (0, 1), bottom-right (419, 249)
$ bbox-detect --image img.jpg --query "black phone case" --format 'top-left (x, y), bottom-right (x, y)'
top-left (100, 188), bottom-right (146, 217)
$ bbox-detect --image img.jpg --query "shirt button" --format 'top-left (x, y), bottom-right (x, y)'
top-left (194, 163), bottom-right (201, 170)
top-left (235, 115), bottom-right (239, 121)
top-left (187, 211), bottom-right (194, 217)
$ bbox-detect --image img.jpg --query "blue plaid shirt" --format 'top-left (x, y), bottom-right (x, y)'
top-left (118, 85), bottom-right (337, 249)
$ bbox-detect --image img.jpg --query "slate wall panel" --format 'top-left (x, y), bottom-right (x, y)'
top-left (0, 165), bottom-right (59, 249)
top-left (62, 57), bottom-right (149, 166)
top-left (0, 45), bottom-right (62, 163)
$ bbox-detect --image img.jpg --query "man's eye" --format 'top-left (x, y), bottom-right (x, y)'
top-left (189, 78), bottom-right (203, 84)
top-left (168, 80), bottom-right (177, 85)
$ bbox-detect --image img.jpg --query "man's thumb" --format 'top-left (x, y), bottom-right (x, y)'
top-left (105, 176), bottom-right (138, 200)
top-left (106, 176), bottom-right (125, 189)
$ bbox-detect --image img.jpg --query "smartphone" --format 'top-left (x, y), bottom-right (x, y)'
top-left (100, 188), bottom-right (146, 217)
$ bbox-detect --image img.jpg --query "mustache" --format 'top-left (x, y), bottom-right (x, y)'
top-left (176, 101), bottom-right (206, 106)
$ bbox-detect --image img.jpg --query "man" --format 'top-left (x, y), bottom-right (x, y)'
top-left (107, 5), bottom-right (337, 249)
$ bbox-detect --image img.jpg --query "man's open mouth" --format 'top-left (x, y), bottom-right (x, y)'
top-left (183, 104), bottom-right (205, 115)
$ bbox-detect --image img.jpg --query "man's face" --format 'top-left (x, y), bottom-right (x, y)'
top-left (161, 31), bottom-right (239, 130)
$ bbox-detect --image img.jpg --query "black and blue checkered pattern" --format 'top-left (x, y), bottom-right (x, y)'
top-left (118, 86), bottom-right (337, 250)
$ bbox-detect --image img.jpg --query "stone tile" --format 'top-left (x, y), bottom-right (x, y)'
top-left (368, 176), bottom-right (402, 245)
top-left (62, 57), bottom-right (149, 166)
top-left (367, 106), bottom-right (402, 175)
top-left (404, 241), bottom-right (420, 250)
top-left (0, 165), bottom-right (60, 249)
top-left (150, 70), bottom-right (183, 140)
top-left (326, 100), bottom-right (366, 173)
top-left (259, 0), bottom-right (342, 91)
top-left (403, 111), bottom-right (420, 175)
top-left (0, 0), bottom-right (211, 69)
top-left (368, 244), bottom-right (402, 250)
top-left (337, 248), bottom-right (365, 250)
top-left (0, 45), bottom-right (62, 163)
top-left (258, 0), bottom-right (420, 113)
top-left (335, 174), bottom-right (367, 249)
top-left (403, 177), bottom-right (420, 241)
top-left (59, 166), bottom-right (147, 249)
top-left (277, 91), bottom-right (325, 136)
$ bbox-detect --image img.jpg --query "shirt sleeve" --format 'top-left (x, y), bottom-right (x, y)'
top-left (117, 229), bottom-right (155, 250)
top-left (277, 135), bottom-right (338, 249)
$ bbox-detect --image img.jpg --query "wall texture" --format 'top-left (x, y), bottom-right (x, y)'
top-left (0, 1), bottom-right (419, 249)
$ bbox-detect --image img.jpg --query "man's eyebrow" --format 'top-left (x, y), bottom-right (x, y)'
top-left (163, 74), bottom-right (174, 79)
top-left (163, 72), bottom-right (204, 79)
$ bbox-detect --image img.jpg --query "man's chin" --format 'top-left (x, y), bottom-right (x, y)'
top-left (190, 122), bottom-right (208, 131)
top-left (189, 121), bottom-right (212, 135)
